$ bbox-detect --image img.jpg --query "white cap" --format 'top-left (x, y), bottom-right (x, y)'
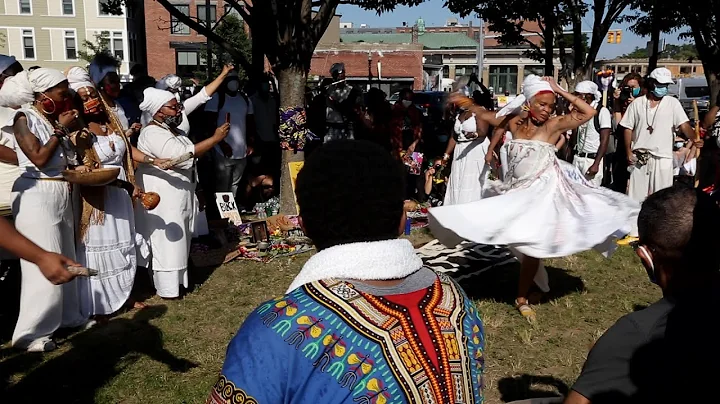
top-left (649, 68), bottom-right (673, 84)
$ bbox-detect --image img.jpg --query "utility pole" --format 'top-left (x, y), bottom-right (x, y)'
top-left (476, 19), bottom-right (484, 85)
top-left (205, 0), bottom-right (212, 78)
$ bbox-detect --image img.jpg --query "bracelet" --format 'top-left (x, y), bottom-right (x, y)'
top-left (146, 156), bottom-right (155, 164)
top-left (442, 153), bottom-right (450, 161)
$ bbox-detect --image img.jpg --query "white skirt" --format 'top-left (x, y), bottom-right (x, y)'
top-left (430, 139), bottom-right (640, 258)
top-left (76, 185), bottom-right (137, 315)
top-left (444, 137), bottom-right (491, 205)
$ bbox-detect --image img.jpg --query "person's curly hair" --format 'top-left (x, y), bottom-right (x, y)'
top-left (295, 140), bottom-right (406, 251)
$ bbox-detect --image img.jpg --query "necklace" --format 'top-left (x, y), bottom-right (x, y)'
top-left (645, 98), bottom-right (663, 134)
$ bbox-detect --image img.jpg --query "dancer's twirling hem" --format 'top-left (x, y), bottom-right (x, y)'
top-left (429, 75), bottom-right (640, 321)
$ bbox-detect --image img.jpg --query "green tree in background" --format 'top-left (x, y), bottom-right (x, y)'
top-left (622, 44), bottom-right (699, 61)
top-left (78, 31), bottom-right (120, 67)
top-left (192, 13), bottom-right (252, 83)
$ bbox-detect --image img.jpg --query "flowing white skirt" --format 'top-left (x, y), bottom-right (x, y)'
top-left (444, 137), bottom-right (491, 205)
top-left (76, 185), bottom-right (137, 316)
top-left (430, 139), bottom-right (640, 258)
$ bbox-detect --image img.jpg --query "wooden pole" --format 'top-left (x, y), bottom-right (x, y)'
top-left (693, 100), bottom-right (701, 188)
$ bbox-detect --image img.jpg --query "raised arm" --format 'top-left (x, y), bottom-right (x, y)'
top-left (546, 78), bottom-right (597, 134)
top-left (202, 64), bottom-right (234, 98)
top-left (447, 93), bottom-right (505, 127)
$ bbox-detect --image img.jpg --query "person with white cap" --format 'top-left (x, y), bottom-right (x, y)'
top-left (571, 80), bottom-right (612, 186)
top-left (65, 66), bottom-right (171, 318)
top-left (0, 67), bottom-right (91, 351)
top-left (135, 88), bottom-right (230, 299)
top-left (619, 67), bottom-right (702, 242)
top-left (429, 75), bottom-right (639, 322)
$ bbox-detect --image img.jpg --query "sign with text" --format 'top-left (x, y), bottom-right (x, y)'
top-left (215, 193), bottom-right (242, 225)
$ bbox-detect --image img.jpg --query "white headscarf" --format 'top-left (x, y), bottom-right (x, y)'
top-left (66, 67), bottom-right (95, 92)
top-left (496, 74), bottom-right (555, 118)
top-left (155, 74), bottom-right (182, 91)
top-left (575, 80), bottom-right (601, 103)
top-left (0, 54), bottom-right (17, 74)
top-left (28, 68), bottom-right (67, 94)
top-left (139, 88), bottom-right (174, 117)
top-left (0, 70), bottom-right (33, 107)
top-left (89, 61), bottom-right (116, 85)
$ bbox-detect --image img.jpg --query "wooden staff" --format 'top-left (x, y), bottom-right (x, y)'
top-left (693, 100), bottom-right (701, 188)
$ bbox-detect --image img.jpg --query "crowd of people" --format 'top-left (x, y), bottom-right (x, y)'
top-left (0, 51), bottom-right (717, 403)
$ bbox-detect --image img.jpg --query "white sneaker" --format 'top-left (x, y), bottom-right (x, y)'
top-left (26, 339), bottom-right (57, 352)
top-left (82, 319), bottom-right (97, 330)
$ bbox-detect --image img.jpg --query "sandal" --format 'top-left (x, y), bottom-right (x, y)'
top-left (515, 299), bottom-right (536, 323)
top-left (617, 235), bottom-right (639, 246)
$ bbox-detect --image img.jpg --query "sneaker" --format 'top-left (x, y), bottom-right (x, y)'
top-left (617, 236), bottom-right (639, 246)
top-left (26, 339), bottom-right (57, 352)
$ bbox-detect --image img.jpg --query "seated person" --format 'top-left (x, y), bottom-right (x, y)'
top-left (418, 157), bottom-right (448, 207)
top-left (207, 140), bottom-right (485, 403)
top-left (565, 185), bottom-right (720, 404)
top-left (672, 137), bottom-right (697, 187)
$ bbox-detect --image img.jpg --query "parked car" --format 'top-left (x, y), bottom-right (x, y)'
top-left (669, 77), bottom-right (711, 116)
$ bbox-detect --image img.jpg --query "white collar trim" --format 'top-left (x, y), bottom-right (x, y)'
top-left (286, 239), bottom-right (423, 293)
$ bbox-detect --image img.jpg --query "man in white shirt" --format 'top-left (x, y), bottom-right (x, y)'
top-left (205, 72), bottom-right (255, 197)
top-left (620, 68), bottom-right (702, 238)
top-left (572, 80), bottom-right (612, 187)
top-left (0, 55), bottom-right (22, 215)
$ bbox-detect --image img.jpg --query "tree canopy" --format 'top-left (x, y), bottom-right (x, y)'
top-left (621, 43), bottom-right (699, 61)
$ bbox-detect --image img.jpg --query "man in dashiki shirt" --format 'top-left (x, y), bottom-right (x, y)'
top-left (207, 140), bottom-right (484, 404)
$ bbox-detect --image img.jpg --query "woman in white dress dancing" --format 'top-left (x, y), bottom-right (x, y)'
top-left (430, 76), bottom-right (639, 321)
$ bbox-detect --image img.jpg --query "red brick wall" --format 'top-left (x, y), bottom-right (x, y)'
top-left (310, 49), bottom-right (424, 90)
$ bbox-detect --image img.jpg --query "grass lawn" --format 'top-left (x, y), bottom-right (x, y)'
top-left (0, 244), bottom-right (659, 403)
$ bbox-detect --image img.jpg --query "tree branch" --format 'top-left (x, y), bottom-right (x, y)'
top-left (311, 0), bottom-right (338, 45)
top-left (155, 0), bottom-right (251, 71)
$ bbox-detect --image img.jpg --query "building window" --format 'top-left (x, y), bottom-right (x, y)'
top-left (171, 5), bottom-right (191, 35)
top-left (22, 30), bottom-right (35, 59)
top-left (98, 0), bottom-right (112, 15)
top-left (62, 0), bottom-right (74, 15)
top-left (679, 66), bottom-right (692, 75)
top-left (111, 31), bottom-right (124, 61)
top-left (473, 31), bottom-right (480, 41)
top-left (176, 50), bottom-right (205, 77)
top-left (455, 65), bottom-right (478, 76)
top-left (19, 0), bottom-right (31, 14)
top-left (197, 4), bottom-right (216, 25)
top-left (489, 65), bottom-right (518, 94)
top-left (442, 65), bottom-right (450, 77)
top-left (128, 32), bottom-right (137, 63)
top-left (65, 30), bottom-right (77, 60)
top-left (617, 65), bottom-right (629, 74)
top-left (523, 65), bottom-right (545, 78)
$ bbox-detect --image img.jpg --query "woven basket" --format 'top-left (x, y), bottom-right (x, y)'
top-left (62, 167), bottom-right (120, 186)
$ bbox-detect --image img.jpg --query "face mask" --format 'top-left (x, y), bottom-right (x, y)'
top-left (39, 94), bottom-right (73, 116)
top-left (674, 141), bottom-right (685, 149)
top-left (164, 113), bottom-right (183, 128)
top-left (652, 86), bottom-right (668, 98)
top-left (226, 80), bottom-right (240, 94)
top-left (402, 100), bottom-right (412, 108)
top-left (104, 83), bottom-right (120, 99)
top-left (632, 87), bottom-right (641, 97)
top-left (83, 97), bottom-right (102, 115)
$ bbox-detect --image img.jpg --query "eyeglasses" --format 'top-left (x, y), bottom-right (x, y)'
top-left (162, 103), bottom-right (184, 112)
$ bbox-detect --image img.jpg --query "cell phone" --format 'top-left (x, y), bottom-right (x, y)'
top-left (225, 112), bottom-right (231, 124)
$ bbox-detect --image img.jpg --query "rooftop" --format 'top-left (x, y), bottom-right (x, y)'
top-left (340, 32), bottom-right (480, 50)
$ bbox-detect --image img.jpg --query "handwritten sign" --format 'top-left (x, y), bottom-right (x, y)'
top-left (215, 192), bottom-right (242, 225)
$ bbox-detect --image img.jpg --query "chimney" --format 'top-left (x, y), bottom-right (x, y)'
top-left (411, 26), bottom-right (418, 43)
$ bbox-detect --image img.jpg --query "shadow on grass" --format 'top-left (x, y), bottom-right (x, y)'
top-left (1, 305), bottom-right (197, 403)
top-left (458, 262), bottom-right (585, 305)
top-left (498, 374), bottom-right (568, 402)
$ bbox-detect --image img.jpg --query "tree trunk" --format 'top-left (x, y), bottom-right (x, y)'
top-left (648, 19), bottom-right (660, 72)
top-left (544, 29), bottom-right (555, 77)
top-left (708, 70), bottom-right (719, 108)
top-left (277, 66), bottom-right (308, 215)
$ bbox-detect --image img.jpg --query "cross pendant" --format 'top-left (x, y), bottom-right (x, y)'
top-left (647, 126), bottom-right (654, 134)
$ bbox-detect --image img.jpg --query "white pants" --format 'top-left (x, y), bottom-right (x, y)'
top-left (11, 178), bottom-right (87, 348)
top-left (572, 155), bottom-right (604, 187)
top-left (627, 155), bottom-right (673, 236)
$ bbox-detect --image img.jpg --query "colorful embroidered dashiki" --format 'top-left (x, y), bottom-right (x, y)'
top-left (207, 271), bottom-right (484, 404)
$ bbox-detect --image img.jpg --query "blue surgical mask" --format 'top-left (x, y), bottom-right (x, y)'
top-left (652, 87), bottom-right (668, 98)
top-left (632, 87), bottom-right (641, 97)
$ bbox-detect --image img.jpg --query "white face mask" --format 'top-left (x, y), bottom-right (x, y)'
top-left (402, 100), bottom-right (412, 108)
top-left (674, 141), bottom-right (685, 149)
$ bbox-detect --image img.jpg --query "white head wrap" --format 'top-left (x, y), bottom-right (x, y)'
top-left (0, 54), bottom-right (18, 74)
top-left (139, 88), bottom-right (174, 117)
top-left (28, 68), bottom-right (67, 94)
top-left (66, 67), bottom-right (95, 92)
top-left (89, 61), bottom-right (116, 85)
top-left (575, 80), bottom-right (601, 102)
top-left (155, 74), bottom-right (182, 91)
top-left (0, 70), bottom-right (33, 107)
top-left (496, 74), bottom-right (555, 118)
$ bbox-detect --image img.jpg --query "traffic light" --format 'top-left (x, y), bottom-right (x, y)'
top-left (607, 31), bottom-right (615, 44)
top-left (616, 30), bottom-right (622, 44)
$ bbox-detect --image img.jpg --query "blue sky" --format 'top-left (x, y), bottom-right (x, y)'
top-left (337, 0), bottom-right (689, 59)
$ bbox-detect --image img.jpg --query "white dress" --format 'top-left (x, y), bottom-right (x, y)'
top-left (430, 139), bottom-right (640, 258)
top-left (76, 133), bottom-right (137, 315)
top-left (135, 124), bottom-right (196, 298)
top-left (444, 113), bottom-right (491, 205)
top-left (6, 108), bottom-right (87, 349)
